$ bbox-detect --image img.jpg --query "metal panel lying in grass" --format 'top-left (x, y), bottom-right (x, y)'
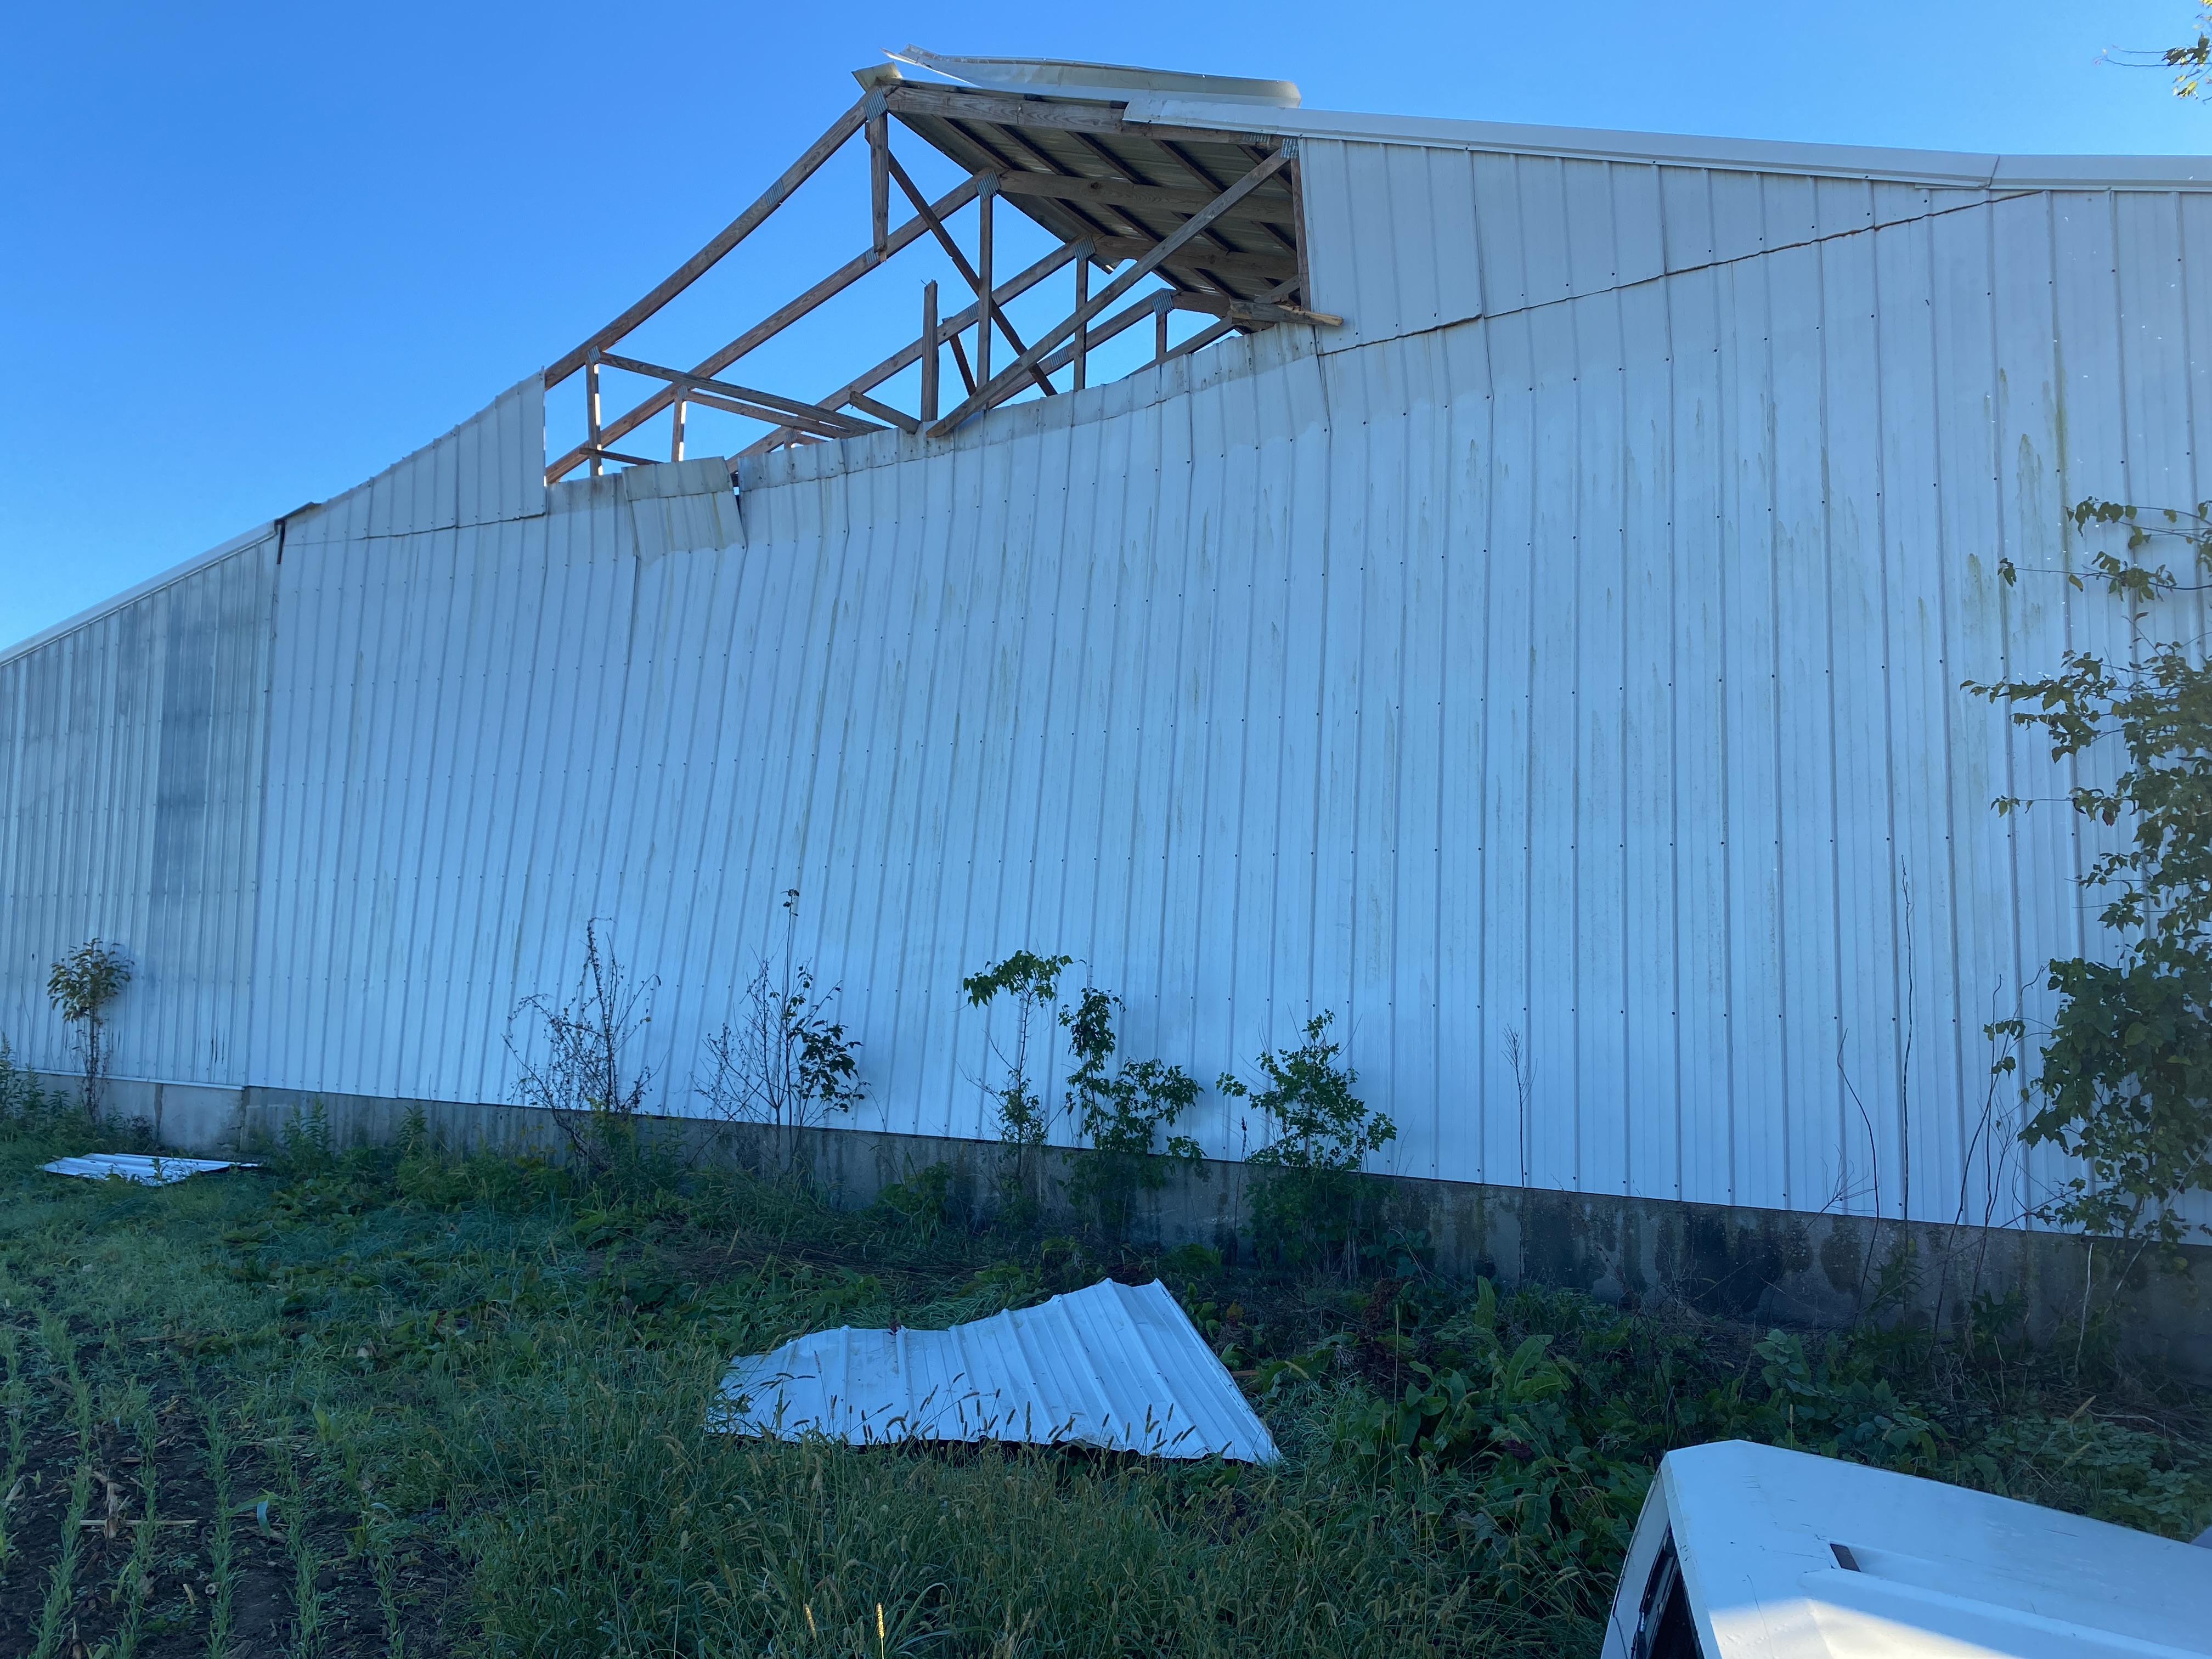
top-left (41, 1153), bottom-right (256, 1186)
top-left (713, 1278), bottom-right (1278, 1463)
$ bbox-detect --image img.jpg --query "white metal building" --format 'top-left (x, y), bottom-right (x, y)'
top-left (7, 55), bottom-right (2210, 1232)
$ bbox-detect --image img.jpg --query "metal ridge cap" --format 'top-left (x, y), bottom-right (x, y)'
top-left (1991, 151), bottom-right (2212, 187)
top-left (0, 515), bottom-right (295, 670)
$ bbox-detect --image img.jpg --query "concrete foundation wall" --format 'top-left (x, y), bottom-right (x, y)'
top-left (45, 1069), bottom-right (2211, 1383)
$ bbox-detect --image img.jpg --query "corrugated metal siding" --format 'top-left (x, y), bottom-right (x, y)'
top-left (1296, 136), bottom-right (1990, 352)
top-left (716, 1278), bottom-right (1278, 1462)
top-left (244, 384), bottom-right (586, 1101)
top-left (280, 375), bottom-right (545, 549)
top-left (0, 534), bottom-right (276, 1084)
top-left (9, 149), bottom-right (2212, 1233)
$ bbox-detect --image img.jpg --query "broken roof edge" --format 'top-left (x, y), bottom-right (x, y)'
top-left (887, 45), bottom-right (1298, 109)
top-left (1110, 94), bottom-right (2212, 192)
top-left (0, 517), bottom-right (285, 671)
top-left (5, 374), bottom-right (545, 668)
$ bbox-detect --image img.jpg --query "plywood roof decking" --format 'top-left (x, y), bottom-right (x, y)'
top-left (884, 84), bottom-right (1304, 306)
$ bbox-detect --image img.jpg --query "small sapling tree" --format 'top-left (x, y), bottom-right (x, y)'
top-left (1059, 986), bottom-right (1204, 1240)
top-left (962, 951), bottom-right (1075, 1148)
top-left (47, 939), bottom-right (131, 1121)
top-left (696, 891), bottom-right (866, 1170)
top-left (964, 950), bottom-right (1075, 1226)
top-left (1966, 501), bottom-right (2212, 1249)
top-left (1220, 1012), bottom-right (1396, 1267)
top-left (505, 921), bottom-right (657, 1177)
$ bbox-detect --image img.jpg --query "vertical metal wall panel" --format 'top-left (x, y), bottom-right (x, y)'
top-left (11, 134), bottom-right (2212, 1235)
top-left (1300, 136), bottom-right (1992, 355)
top-left (0, 536), bottom-right (275, 1085)
top-left (244, 381), bottom-right (553, 1102)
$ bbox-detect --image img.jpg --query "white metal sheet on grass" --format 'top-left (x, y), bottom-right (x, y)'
top-left (713, 1277), bottom-right (1278, 1463)
top-left (41, 1153), bottom-right (254, 1186)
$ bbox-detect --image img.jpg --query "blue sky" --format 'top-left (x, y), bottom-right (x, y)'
top-left (4, 1), bottom-right (2209, 648)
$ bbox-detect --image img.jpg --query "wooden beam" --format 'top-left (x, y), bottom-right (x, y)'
top-left (680, 388), bottom-right (880, 438)
top-left (1159, 137), bottom-right (1300, 257)
top-left (929, 145), bottom-right (1294, 437)
top-left (546, 173), bottom-right (984, 479)
top-left (585, 359), bottom-right (602, 477)
top-left (1068, 129), bottom-right (1244, 262)
top-left (818, 240), bottom-right (1085, 414)
top-left (847, 392), bottom-right (919, 434)
top-left (577, 446), bottom-right (664, 469)
top-left (977, 178), bottom-right (994, 387)
top-left (692, 172), bottom-right (983, 380)
top-left (1090, 237), bottom-right (1299, 280)
top-left (886, 152), bottom-right (1054, 394)
top-left (545, 92), bottom-right (872, 389)
top-left (738, 239), bottom-right (1094, 459)
top-left (867, 112), bottom-right (889, 253)
top-left (1073, 256), bottom-right (1087, 391)
top-left (993, 170), bottom-right (1295, 225)
top-left (1289, 153), bottom-right (1313, 305)
top-left (1164, 318), bottom-right (1239, 362)
top-left (885, 84), bottom-right (1130, 133)
top-left (594, 352), bottom-right (878, 434)
top-left (1164, 292), bottom-right (1344, 327)
top-left (919, 279), bottom-right (939, 423)
top-left (1032, 291), bottom-right (1169, 378)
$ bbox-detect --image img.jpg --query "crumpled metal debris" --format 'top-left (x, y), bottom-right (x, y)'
top-left (714, 1276), bottom-right (1278, 1463)
top-left (41, 1153), bottom-right (255, 1186)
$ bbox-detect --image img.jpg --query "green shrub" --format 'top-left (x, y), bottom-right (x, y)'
top-left (1059, 986), bottom-right (1205, 1240)
top-left (1220, 1013), bottom-right (1396, 1266)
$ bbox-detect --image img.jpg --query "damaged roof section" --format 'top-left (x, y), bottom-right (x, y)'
top-left (541, 50), bottom-right (1336, 482)
top-left (713, 1278), bottom-right (1279, 1463)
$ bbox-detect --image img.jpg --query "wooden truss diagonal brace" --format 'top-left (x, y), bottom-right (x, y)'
top-left (817, 239), bottom-right (1090, 415)
top-left (545, 90), bottom-right (877, 390)
top-left (592, 352), bottom-right (879, 437)
top-left (885, 151), bottom-right (1055, 396)
top-left (927, 143), bottom-right (1295, 437)
top-left (546, 172), bottom-right (986, 481)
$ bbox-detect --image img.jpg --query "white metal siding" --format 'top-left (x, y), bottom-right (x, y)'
top-left (7, 151), bottom-right (2209, 1232)
top-left (0, 535), bottom-right (276, 1084)
top-left (1297, 136), bottom-right (1993, 352)
top-left (280, 375), bottom-right (546, 549)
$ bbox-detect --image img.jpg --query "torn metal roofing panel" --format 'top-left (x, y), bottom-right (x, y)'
top-left (713, 1278), bottom-right (1278, 1463)
top-left (887, 47), bottom-right (1299, 110)
top-left (42, 1153), bottom-right (255, 1185)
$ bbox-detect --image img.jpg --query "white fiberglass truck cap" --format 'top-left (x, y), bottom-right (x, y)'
top-left (1602, 1440), bottom-right (2212, 1658)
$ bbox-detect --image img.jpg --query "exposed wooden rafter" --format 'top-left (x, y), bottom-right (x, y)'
top-left (928, 143), bottom-right (1297, 437)
top-left (540, 74), bottom-right (1338, 481)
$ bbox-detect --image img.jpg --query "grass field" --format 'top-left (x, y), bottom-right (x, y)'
top-left (0, 1103), bottom-right (2207, 1659)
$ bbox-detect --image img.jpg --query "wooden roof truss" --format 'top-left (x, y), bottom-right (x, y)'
top-left (541, 75), bottom-right (1338, 482)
